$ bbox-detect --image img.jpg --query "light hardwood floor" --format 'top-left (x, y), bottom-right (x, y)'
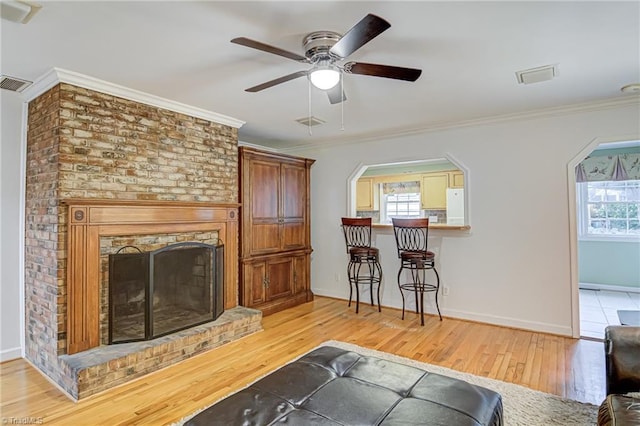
top-left (1, 297), bottom-right (605, 425)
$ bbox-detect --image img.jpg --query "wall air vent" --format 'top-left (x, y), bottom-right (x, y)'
top-left (0, 75), bottom-right (32, 92)
top-left (295, 116), bottom-right (325, 127)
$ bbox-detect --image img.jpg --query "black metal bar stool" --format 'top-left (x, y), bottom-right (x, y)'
top-left (341, 217), bottom-right (383, 313)
top-left (392, 217), bottom-right (442, 326)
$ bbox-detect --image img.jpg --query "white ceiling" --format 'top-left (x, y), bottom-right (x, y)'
top-left (2, 1), bottom-right (639, 150)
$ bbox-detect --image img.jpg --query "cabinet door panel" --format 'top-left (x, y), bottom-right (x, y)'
top-left (250, 224), bottom-right (281, 254)
top-left (292, 255), bottom-right (307, 295)
top-left (267, 258), bottom-right (293, 301)
top-left (356, 178), bottom-right (373, 210)
top-left (248, 159), bottom-right (281, 254)
top-left (450, 171), bottom-right (464, 188)
top-left (281, 163), bottom-right (306, 219)
top-left (421, 173), bottom-right (449, 209)
top-left (281, 221), bottom-right (305, 250)
top-left (244, 262), bottom-right (266, 306)
top-left (250, 160), bottom-right (279, 220)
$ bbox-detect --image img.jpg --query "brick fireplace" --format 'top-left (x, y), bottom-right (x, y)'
top-left (24, 80), bottom-right (261, 399)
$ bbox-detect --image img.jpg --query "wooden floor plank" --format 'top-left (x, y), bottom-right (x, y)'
top-left (0, 297), bottom-right (605, 425)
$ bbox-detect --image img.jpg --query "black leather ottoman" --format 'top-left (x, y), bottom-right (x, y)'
top-left (186, 346), bottom-right (503, 425)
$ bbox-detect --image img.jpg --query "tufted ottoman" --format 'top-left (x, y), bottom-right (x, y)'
top-left (186, 346), bottom-right (503, 425)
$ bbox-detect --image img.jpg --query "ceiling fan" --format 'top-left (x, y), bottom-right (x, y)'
top-left (231, 14), bottom-right (422, 104)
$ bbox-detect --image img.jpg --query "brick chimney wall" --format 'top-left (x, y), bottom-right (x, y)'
top-left (24, 83), bottom-right (238, 389)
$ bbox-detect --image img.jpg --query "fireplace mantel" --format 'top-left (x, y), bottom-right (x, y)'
top-left (64, 199), bottom-right (239, 354)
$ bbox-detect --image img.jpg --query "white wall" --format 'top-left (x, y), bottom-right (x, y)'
top-left (1, 91), bottom-right (24, 361)
top-left (287, 102), bottom-right (640, 336)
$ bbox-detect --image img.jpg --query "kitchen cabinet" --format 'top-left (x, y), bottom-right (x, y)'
top-left (421, 172), bottom-right (449, 209)
top-left (450, 171), bottom-right (464, 188)
top-left (356, 178), bottom-right (379, 210)
top-left (420, 170), bottom-right (464, 209)
top-left (356, 178), bottom-right (374, 210)
top-left (239, 147), bottom-right (314, 315)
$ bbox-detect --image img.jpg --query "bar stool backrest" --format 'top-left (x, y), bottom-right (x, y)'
top-left (391, 218), bottom-right (430, 258)
top-left (341, 217), bottom-right (373, 253)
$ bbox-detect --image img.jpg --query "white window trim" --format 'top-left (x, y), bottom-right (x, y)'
top-left (577, 181), bottom-right (640, 243)
top-left (380, 191), bottom-right (422, 224)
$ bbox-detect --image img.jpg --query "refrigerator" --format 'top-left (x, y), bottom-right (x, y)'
top-left (446, 188), bottom-right (465, 225)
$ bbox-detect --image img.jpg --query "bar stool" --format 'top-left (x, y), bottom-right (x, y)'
top-left (341, 217), bottom-right (383, 313)
top-left (392, 218), bottom-right (442, 326)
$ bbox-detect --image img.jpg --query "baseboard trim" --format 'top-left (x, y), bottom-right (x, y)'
top-left (440, 308), bottom-right (573, 337)
top-left (579, 282), bottom-right (640, 293)
top-left (1, 346), bottom-right (23, 363)
top-left (311, 288), bottom-right (573, 337)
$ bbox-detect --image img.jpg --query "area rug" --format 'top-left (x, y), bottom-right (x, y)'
top-left (173, 340), bottom-right (598, 426)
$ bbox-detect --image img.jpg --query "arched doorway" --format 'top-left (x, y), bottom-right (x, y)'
top-left (568, 138), bottom-right (640, 339)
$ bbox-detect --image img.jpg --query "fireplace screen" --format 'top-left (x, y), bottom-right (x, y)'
top-left (108, 241), bottom-right (224, 344)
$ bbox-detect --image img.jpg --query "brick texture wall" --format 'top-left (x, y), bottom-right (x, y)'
top-left (25, 83), bottom-right (239, 392)
top-left (25, 85), bottom-right (61, 378)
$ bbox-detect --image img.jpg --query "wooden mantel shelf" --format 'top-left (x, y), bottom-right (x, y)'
top-left (64, 199), bottom-right (239, 354)
top-left (62, 199), bottom-right (240, 227)
top-left (62, 199), bottom-right (241, 208)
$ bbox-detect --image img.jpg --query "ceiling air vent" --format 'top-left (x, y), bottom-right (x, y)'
top-left (0, 1), bottom-right (42, 24)
top-left (515, 64), bottom-right (558, 85)
top-left (295, 116), bottom-right (325, 127)
top-left (0, 75), bottom-right (32, 92)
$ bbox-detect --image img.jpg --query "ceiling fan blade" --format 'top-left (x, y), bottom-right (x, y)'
top-left (344, 62), bottom-right (422, 81)
top-left (329, 14), bottom-right (391, 58)
top-left (245, 70), bottom-right (308, 92)
top-left (231, 37), bottom-right (309, 63)
top-left (327, 84), bottom-right (347, 104)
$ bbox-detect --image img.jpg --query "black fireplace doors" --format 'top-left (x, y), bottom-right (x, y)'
top-left (108, 241), bottom-right (224, 344)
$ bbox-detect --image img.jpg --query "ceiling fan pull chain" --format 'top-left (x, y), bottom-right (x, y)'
top-left (341, 76), bottom-right (345, 131)
top-left (308, 79), bottom-right (313, 135)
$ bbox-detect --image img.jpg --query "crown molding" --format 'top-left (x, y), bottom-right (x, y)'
top-left (238, 140), bottom-right (278, 152)
top-left (21, 68), bottom-right (245, 129)
top-left (282, 95), bottom-right (640, 153)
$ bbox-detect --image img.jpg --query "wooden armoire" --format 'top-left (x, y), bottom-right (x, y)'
top-left (239, 146), bottom-right (315, 315)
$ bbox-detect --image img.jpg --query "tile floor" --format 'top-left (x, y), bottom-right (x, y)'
top-left (579, 288), bottom-right (640, 340)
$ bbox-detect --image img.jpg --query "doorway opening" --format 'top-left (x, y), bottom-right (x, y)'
top-left (571, 139), bottom-right (640, 340)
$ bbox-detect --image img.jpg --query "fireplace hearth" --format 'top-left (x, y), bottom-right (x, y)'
top-left (109, 242), bottom-right (224, 344)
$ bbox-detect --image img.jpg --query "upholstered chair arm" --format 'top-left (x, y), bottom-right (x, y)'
top-left (604, 325), bottom-right (640, 395)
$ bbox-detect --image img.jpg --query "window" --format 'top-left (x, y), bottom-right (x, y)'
top-left (578, 180), bottom-right (640, 238)
top-left (382, 192), bottom-right (421, 223)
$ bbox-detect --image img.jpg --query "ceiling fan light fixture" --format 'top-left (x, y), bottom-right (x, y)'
top-left (309, 66), bottom-right (340, 90)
